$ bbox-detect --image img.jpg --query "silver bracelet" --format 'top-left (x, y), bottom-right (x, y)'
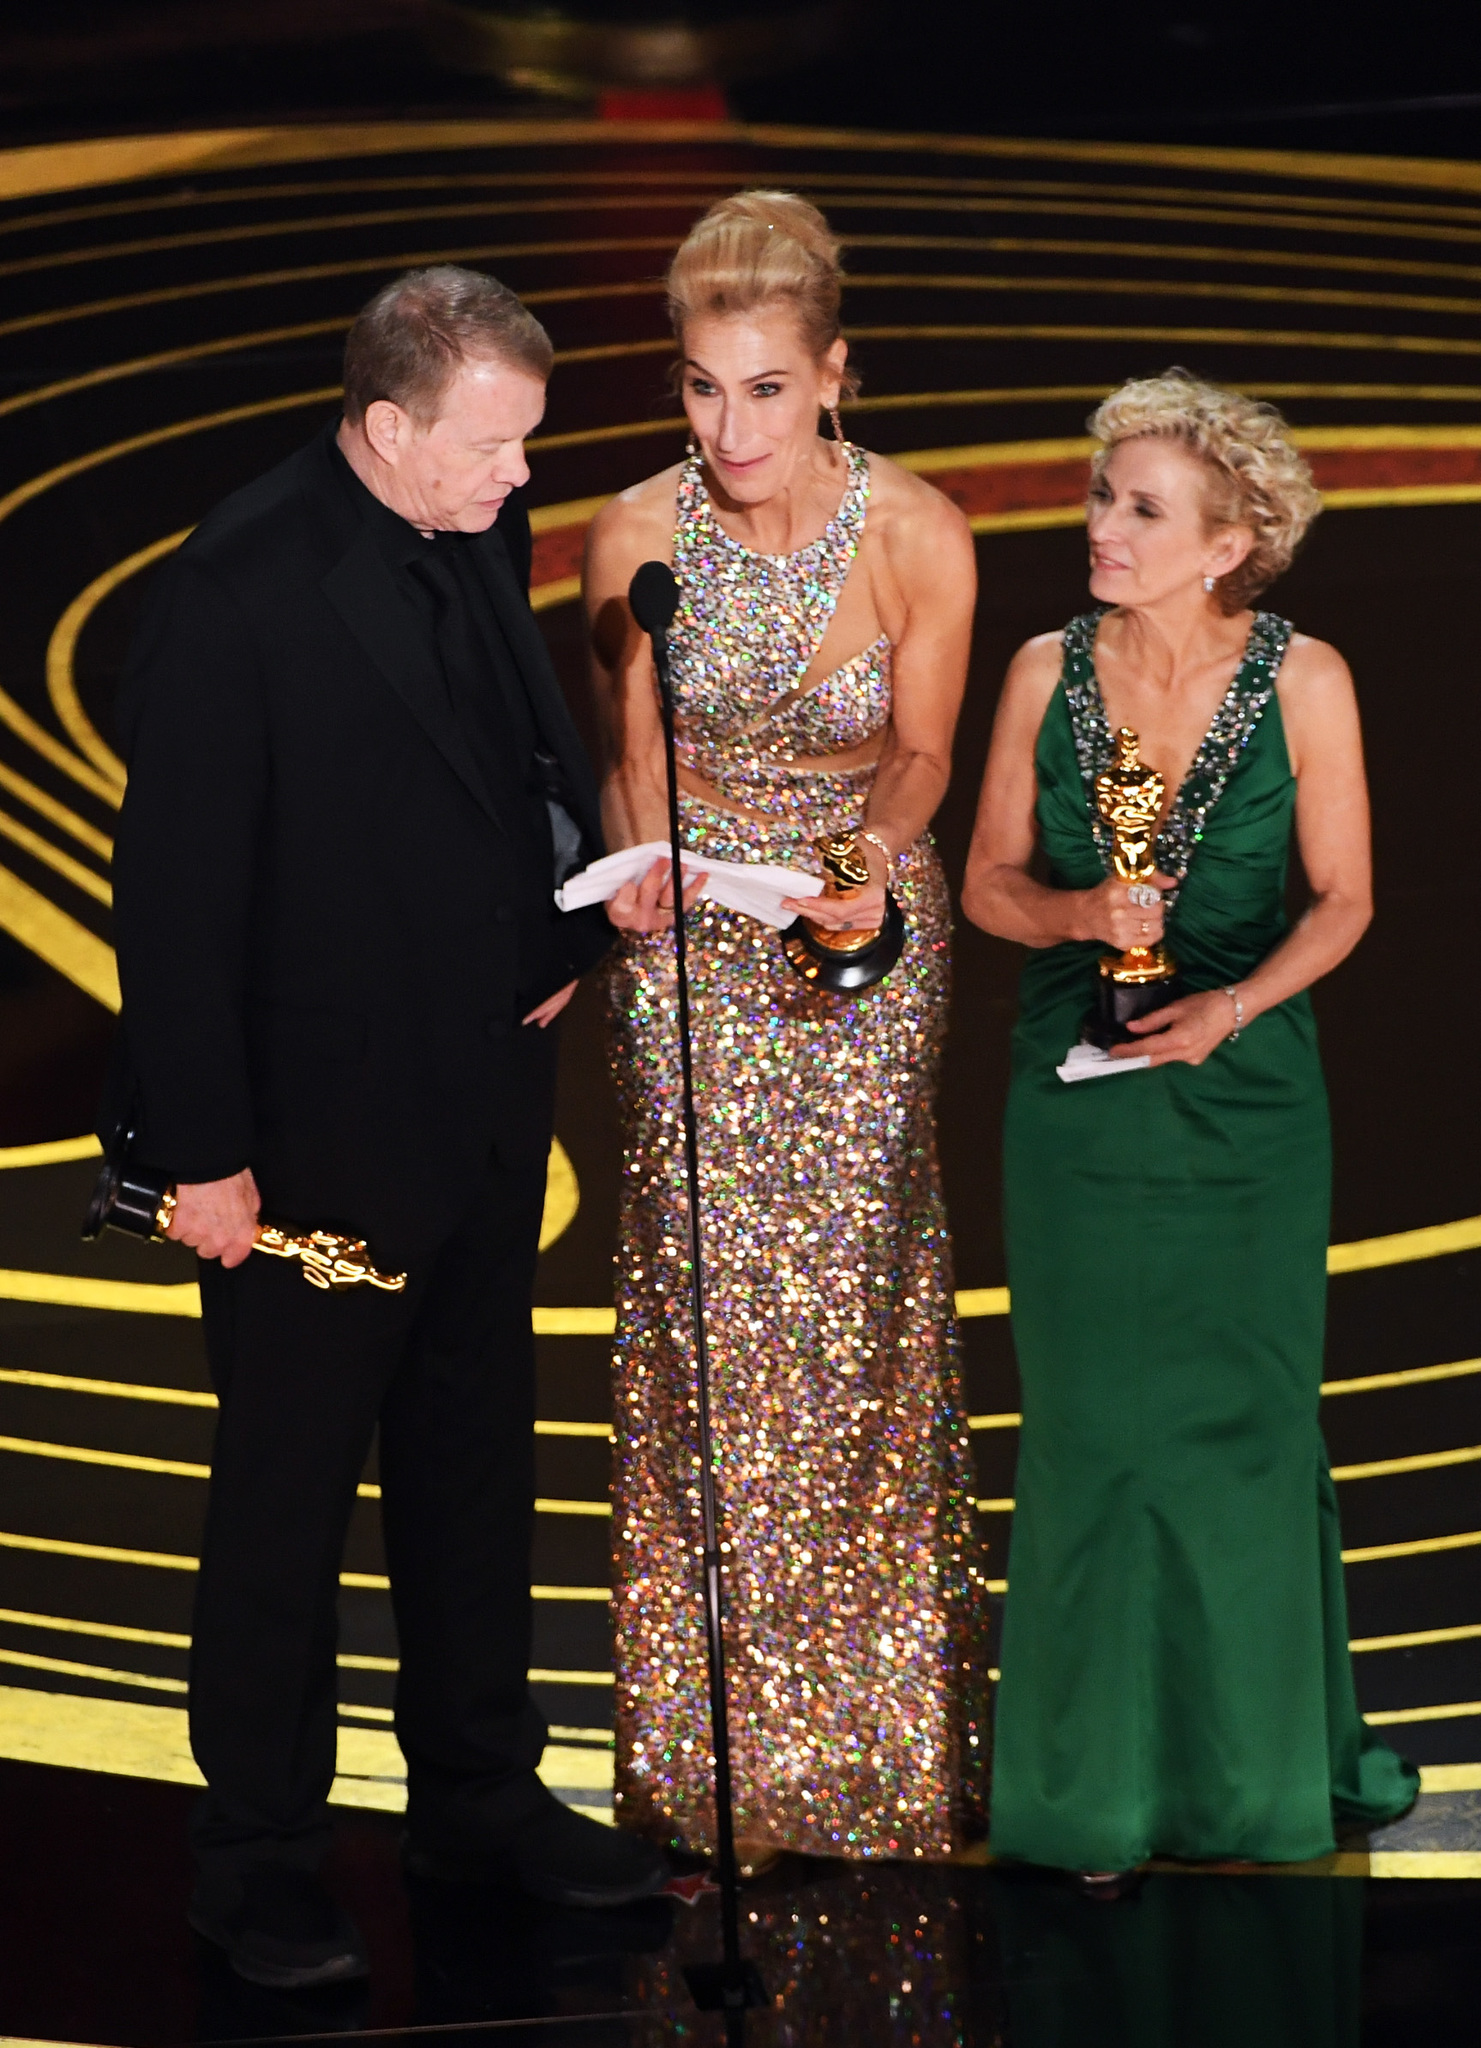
top-left (857, 828), bottom-right (895, 866)
top-left (1223, 985), bottom-right (1244, 1041)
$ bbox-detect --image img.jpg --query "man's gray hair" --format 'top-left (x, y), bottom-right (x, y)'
top-left (342, 264), bottom-right (554, 426)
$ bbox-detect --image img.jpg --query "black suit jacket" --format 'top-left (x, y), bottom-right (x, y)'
top-left (108, 423), bottom-right (610, 1268)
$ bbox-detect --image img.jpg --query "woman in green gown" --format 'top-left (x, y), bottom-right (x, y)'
top-left (962, 368), bottom-right (1417, 1883)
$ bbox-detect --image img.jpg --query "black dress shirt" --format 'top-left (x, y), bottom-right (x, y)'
top-left (326, 438), bottom-right (584, 1009)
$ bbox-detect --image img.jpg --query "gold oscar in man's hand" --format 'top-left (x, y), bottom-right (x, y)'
top-left (1088, 727), bottom-right (1182, 1048)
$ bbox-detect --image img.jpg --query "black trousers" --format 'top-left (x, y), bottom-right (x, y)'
top-left (189, 1133), bottom-right (551, 1875)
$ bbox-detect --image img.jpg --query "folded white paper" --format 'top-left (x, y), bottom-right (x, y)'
top-left (1057, 1041), bottom-right (1152, 1084)
top-left (556, 841), bottom-right (823, 931)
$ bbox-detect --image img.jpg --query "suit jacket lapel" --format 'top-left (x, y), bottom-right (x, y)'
top-left (321, 533), bottom-right (503, 830)
top-left (467, 529), bottom-right (605, 851)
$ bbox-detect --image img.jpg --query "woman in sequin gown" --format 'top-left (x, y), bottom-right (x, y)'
top-left (585, 192), bottom-right (987, 1863)
top-left (963, 371), bottom-right (1416, 1882)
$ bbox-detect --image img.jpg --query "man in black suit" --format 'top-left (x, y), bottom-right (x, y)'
top-left (109, 265), bottom-right (666, 1988)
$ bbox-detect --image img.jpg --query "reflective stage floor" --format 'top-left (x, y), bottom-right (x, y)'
top-left (1, 1755), bottom-right (1478, 2046)
top-left (0, 116), bottom-right (1478, 2044)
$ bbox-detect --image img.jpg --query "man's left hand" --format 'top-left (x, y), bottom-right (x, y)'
top-left (523, 980), bottom-right (578, 1028)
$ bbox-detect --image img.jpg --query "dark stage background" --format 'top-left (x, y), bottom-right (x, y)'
top-left (0, 85), bottom-right (1477, 2048)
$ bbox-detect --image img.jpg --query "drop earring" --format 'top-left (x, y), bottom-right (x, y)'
top-left (830, 407), bottom-right (846, 446)
top-left (686, 433), bottom-right (698, 458)
top-left (1203, 575), bottom-right (1215, 592)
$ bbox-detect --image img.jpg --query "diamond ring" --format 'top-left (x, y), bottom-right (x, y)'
top-left (1126, 883), bottom-right (1161, 909)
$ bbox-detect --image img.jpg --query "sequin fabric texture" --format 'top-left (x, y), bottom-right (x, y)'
top-left (1061, 606), bottom-right (1291, 894)
top-left (607, 446), bottom-right (988, 1861)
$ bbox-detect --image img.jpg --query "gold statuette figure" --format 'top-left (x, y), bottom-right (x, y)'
top-left (84, 1132), bottom-right (408, 1293)
top-left (781, 833), bottom-right (905, 994)
top-left (252, 1226), bottom-right (407, 1293)
top-left (1088, 727), bottom-right (1181, 1047)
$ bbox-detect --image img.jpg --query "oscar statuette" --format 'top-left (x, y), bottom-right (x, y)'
top-left (82, 1126), bottom-right (407, 1293)
top-left (781, 833), bottom-right (905, 994)
top-left (1086, 726), bottom-right (1183, 1049)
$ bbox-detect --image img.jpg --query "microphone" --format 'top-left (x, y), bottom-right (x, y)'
top-left (623, 552), bottom-right (767, 2020)
top-left (628, 559), bottom-right (679, 637)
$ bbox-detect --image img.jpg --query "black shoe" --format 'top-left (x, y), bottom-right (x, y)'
top-left (406, 1779), bottom-right (670, 1909)
top-left (188, 1864), bottom-right (370, 1989)
top-left (1074, 1868), bottom-right (1143, 1903)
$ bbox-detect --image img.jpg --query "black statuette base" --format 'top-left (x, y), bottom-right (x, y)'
top-left (82, 1126), bottom-right (173, 1243)
top-left (685, 1958), bottom-right (770, 2013)
top-left (1085, 972), bottom-right (1185, 1050)
top-left (780, 892), bottom-right (904, 994)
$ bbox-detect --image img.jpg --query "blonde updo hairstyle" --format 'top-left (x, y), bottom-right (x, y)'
top-left (1089, 367), bottom-right (1322, 613)
top-left (665, 189), bottom-right (860, 402)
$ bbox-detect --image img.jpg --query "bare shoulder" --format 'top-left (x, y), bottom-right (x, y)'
top-left (1276, 629), bottom-right (1358, 718)
top-left (585, 463), bottom-right (683, 580)
top-left (865, 450), bottom-right (973, 557)
top-left (1006, 629), bottom-right (1066, 697)
top-left (1278, 629), bottom-right (1354, 691)
top-left (985, 630), bottom-right (1064, 755)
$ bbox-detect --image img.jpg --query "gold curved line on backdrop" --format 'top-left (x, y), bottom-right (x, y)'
top-left (1351, 1623), bottom-right (1481, 1653)
top-left (0, 1606), bottom-right (187, 1649)
top-left (0, 239), bottom-right (678, 344)
top-left (847, 270), bottom-right (1481, 321)
top-left (0, 1597), bottom-right (1467, 1670)
top-left (0, 864), bottom-right (117, 1009)
top-left (1365, 1700), bottom-right (1481, 1727)
top-left (532, 392), bottom-right (1481, 458)
top-left (0, 193), bottom-right (720, 284)
top-left (48, 532), bottom-right (188, 790)
top-left (851, 381), bottom-right (1481, 413)
top-left (529, 417), bottom-right (685, 455)
top-left (967, 1357), bottom-right (1481, 1434)
top-left (0, 1646), bottom-right (185, 1695)
top-left (847, 320), bottom-right (1481, 360)
top-left (17, 166), bottom-right (1481, 247)
top-left (0, 807), bottom-right (109, 907)
top-left (842, 234), bottom-right (1481, 288)
top-left (0, 1367), bottom-right (613, 1446)
top-left (1331, 1444), bottom-right (1481, 1483)
top-left (0, 328), bottom-right (668, 432)
top-left (1324, 1356), bottom-right (1481, 1396)
top-left (18, 203), bottom-right (1481, 292)
top-left (1344, 1530), bottom-right (1481, 1564)
top-left (0, 764), bottom-right (111, 861)
top-left (0, 1135), bottom-right (101, 1169)
top-left (25, 235), bottom-right (1481, 353)
top-left (0, 1433), bottom-right (206, 1480)
top-left (0, 390), bottom-right (341, 822)
top-left (0, 320), bottom-right (351, 424)
top-left (14, 118), bottom-right (1481, 204)
top-left (0, 1431), bottom-right (604, 1518)
top-left (0, 1368), bottom-right (213, 1406)
top-left (539, 1137), bottom-right (579, 1252)
top-left (519, 426), bottom-right (1481, 560)
top-left (3, 1212), bottom-right (1478, 1323)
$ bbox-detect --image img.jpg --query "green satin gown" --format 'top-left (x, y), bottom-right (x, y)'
top-left (991, 609), bottom-right (1418, 1872)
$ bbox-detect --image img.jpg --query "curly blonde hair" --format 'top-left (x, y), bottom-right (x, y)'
top-left (666, 189), bottom-right (860, 397)
top-left (1089, 367), bottom-right (1321, 613)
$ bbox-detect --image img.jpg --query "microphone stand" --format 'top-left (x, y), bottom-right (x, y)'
top-left (631, 566), bottom-right (766, 2035)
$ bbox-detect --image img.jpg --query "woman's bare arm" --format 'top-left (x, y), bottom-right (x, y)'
top-left (790, 469), bottom-right (976, 929)
top-left (961, 635), bottom-right (1174, 954)
top-left (1227, 635), bottom-right (1372, 1019)
top-left (863, 471), bottom-right (976, 855)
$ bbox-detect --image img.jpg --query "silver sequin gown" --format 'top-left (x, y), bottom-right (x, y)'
top-left (607, 445), bottom-right (987, 1861)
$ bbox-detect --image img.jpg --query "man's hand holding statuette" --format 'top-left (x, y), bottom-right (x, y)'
top-left (168, 1166), bottom-right (261, 1267)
